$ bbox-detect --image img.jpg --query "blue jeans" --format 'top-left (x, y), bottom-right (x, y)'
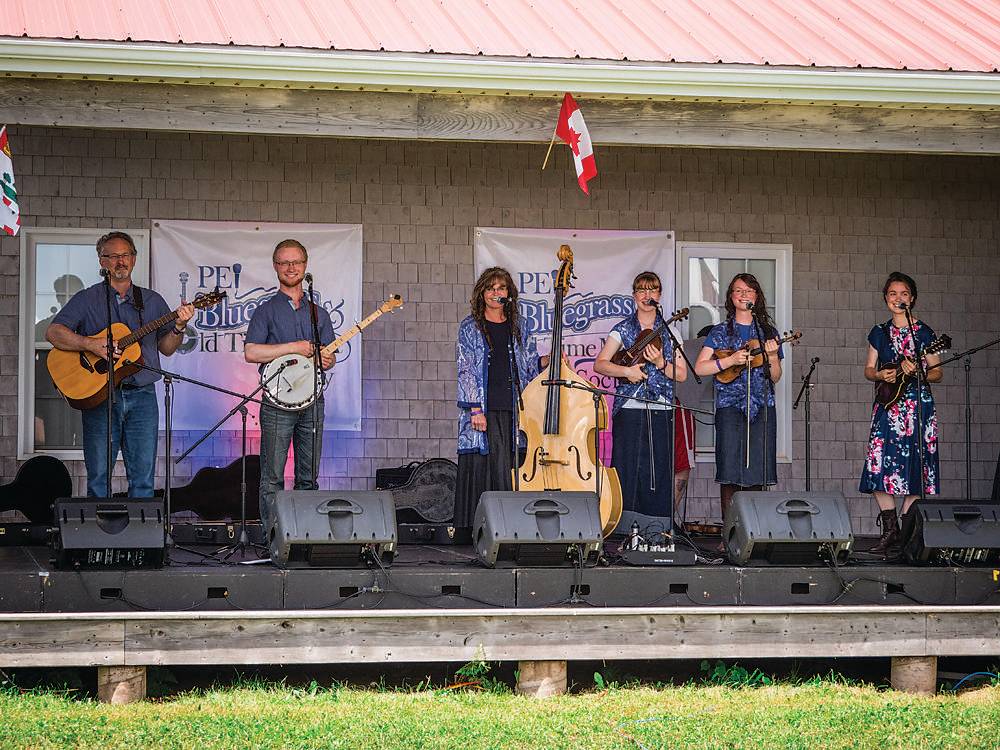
top-left (81, 384), bottom-right (159, 498)
top-left (259, 399), bottom-right (324, 530)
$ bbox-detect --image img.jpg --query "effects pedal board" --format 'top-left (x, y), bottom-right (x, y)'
top-left (619, 542), bottom-right (697, 566)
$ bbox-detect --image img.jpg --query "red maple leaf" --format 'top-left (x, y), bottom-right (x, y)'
top-left (566, 127), bottom-right (582, 156)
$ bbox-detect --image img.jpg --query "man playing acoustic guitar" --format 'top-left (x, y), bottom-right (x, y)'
top-left (45, 231), bottom-right (195, 498)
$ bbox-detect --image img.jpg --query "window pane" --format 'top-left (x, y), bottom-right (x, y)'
top-left (33, 243), bottom-right (98, 450)
top-left (35, 243), bottom-right (101, 343)
top-left (34, 351), bottom-right (84, 449)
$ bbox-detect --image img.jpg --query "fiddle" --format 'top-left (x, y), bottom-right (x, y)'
top-left (610, 307), bottom-right (689, 373)
top-left (712, 330), bottom-right (802, 384)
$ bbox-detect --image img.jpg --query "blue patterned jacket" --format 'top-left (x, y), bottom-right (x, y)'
top-left (610, 312), bottom-right (675, 416)
top-left (456, 315), bottom-right (540, 455)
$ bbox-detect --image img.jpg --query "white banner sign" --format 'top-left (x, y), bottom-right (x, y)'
top-left (151, 220), bottom-right (363, 431)
top-left (475, 227), bottom-right (676, 382)
top-left (475, 228), bottom-right (676, 456)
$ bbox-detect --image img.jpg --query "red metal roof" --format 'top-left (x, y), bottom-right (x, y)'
top-left (3, 0), bottom-right (998, 73)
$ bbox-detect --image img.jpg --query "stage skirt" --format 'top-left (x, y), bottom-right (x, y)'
top-left (714, 405), bottom-right (777, 487)
top-left (454, 409), bottom-right (513, 528)
top-left (611, 408), bottom-right (674, 525)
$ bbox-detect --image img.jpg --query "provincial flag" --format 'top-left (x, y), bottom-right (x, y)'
top-left (0, 126), bottom-right (19, 237)
top-left (555, 93), bottom-right (597, 195)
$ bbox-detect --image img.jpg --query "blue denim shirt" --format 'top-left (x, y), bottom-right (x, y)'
top-left (456, 315), bottom-right (540, 455)
top-left (51, 281), bottom-right (172, 388)
top-left (705, 320), bottom-right (783, 420)
top-left (245, 290), bottom-right (335, 373)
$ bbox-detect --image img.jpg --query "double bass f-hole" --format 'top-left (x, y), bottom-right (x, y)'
top-left (567, 445), bottom-right (592, 481)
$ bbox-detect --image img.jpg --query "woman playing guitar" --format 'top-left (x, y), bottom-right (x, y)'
top-left (693, 273), bottom-right (784, 525)
top-left (860, 271), bottom-right (943, 554)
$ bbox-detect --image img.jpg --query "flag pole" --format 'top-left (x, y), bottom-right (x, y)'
top-left (541, 123), bottom-right (558, 170)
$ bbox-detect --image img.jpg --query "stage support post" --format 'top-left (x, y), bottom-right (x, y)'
top-left (97, 665), bottom-right (147, 704)
top-left (516, 660), bottom-right (567, 697)
top-left (890, 656), bottom-right (937, 695)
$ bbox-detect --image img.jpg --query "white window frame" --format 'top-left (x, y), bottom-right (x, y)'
top-left (676, 241), bottom-right (794, 463)
top-left (17, 227), bottom-right (151, 460)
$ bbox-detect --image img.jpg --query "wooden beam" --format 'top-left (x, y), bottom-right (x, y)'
top-left (1, 606), bottom-right (998, 668)
top-left (2, 78), bottom-right (999, 155)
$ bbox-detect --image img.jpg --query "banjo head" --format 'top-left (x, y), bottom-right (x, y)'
top-left (262, 355), bottom-right (323, 410)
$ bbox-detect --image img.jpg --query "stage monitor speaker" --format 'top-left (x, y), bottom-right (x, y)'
top-left (52, 498), bottom-right (165, 569)
top-left (473, 491), bottom-right (603, 568)
top-left (724, 491), bottom-right (854, 566)
top-left (268, 490), bottom-right (396, 569)
top-left (902, 501), bottom-right (1000, 565)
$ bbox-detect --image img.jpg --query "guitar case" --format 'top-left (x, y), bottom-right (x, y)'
top-left (0, 455), bottom-right (73, 523)
top-left (376, 458), bottom-right (461, 544)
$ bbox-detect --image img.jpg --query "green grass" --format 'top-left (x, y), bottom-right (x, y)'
top-left (1, 681), bottom-right (999, 749)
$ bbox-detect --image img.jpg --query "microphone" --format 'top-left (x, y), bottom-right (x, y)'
top-left (744, 301), bottom-right (754, 311)
top-left (811, 357), bottom-right (820, 364)
top-left (99, 268), bottom-right (110, 278)
top-left (542, 379), bottom-right (570, 386)
top-left (896, 302), bottom-right (909, 310)
top-left (495, 296), bottom-right (510, 305)
top-left (304, 272), bottom-right (313, 284)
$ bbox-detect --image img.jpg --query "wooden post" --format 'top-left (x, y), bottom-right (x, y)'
top-left (891, 656), bottom-right (937, 695)
top-left (97, 665), bottom-right (147, 704)
top-left (516, 660), bottom-right (567, 697)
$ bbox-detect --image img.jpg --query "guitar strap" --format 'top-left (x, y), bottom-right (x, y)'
top-left (131, 284), bottom-right (145, 329)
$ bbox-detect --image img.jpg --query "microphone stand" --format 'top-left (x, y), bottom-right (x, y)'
top-left (102, 270), bottom-right (116, 499)
top-left (125, 358), bottom-right (272, 559)
top-left (793, 357), bottom-right (820, 491)
top-left (901, 305), bottom-right (927, 503)
top-left (750, 306), bottom-right (776, 488)
top-left (507, 326), bottom-right (524, 492)
top-left (306, 275), bottom-right (324, 490)
top-left (922, 336), bottom-right (1000, 502)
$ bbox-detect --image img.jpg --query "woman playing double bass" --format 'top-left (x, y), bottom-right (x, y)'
top-left (594, 272), bottom-right (687, 532)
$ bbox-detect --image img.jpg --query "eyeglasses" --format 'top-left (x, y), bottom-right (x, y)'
top-left (100, 253), bottom-right (136, 262)
top-left (274, 259), bottom-right (307, 268)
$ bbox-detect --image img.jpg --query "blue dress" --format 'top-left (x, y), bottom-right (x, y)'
top-left (859, 321), bottom-right (940, 497)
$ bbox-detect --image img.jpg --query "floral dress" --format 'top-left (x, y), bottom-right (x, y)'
top-left (859, 321), bottom-right (939, 496)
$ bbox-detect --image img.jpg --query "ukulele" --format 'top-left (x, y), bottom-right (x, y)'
top-left (873, 334), bottom-right (951, 407)
top-left (712, 330), bottom-right (802, 384)
top-left (610, 307), bottom-right (690, 376)
top-left (47, 289), bottom-right (227, 410)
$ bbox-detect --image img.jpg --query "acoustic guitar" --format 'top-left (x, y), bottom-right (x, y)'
top-left (712, 330), bottom-right (802, 384)
top-left (46, 289), bottom-right (227, 410)
top-left (874, 334), bottom-right (951, 407)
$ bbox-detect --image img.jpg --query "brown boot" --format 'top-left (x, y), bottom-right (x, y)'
top-left (870, 508), bottom-right (900, 554)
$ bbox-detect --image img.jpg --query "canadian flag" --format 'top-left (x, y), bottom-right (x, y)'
top-left (555, 93), bottom-right (597, 194)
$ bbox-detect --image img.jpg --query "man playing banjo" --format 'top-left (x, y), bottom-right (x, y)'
top-left (245, 239), bottom-right (336, 529)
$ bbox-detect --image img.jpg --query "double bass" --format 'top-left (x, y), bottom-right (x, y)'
top-left (516, 245), bottom-right (623, 536)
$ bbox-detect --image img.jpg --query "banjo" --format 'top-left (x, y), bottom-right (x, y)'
top-left (261, 295), bottom-right (403, 411)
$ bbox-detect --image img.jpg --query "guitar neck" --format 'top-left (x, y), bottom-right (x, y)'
top-left (320, 307), bottom-right (387, 356)
top-left (118, 310), bottom-right (179, 347)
